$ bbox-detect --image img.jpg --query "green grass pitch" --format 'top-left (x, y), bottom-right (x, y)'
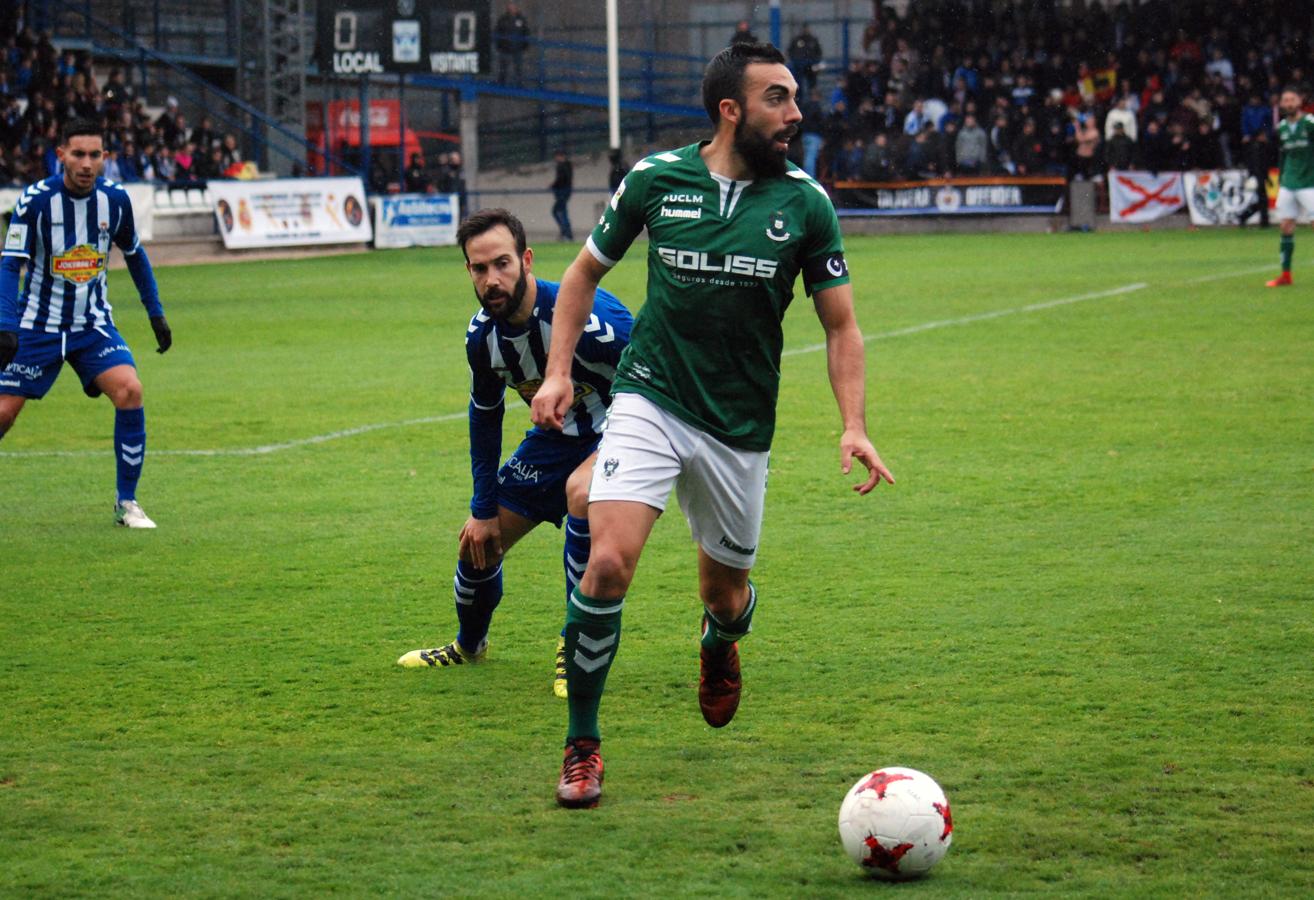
top-left (2, 228), bottom-right (1312, 896)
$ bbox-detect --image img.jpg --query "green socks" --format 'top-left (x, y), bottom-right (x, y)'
top-left (701, 582), bottom-right (757, 653)
top-left (1281, 234), bottom-right (1294, 273)
top-left (564, 589), bottom-right (624, 741)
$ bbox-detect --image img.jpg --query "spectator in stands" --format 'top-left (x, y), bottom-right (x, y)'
top-left (1072, 111), bottom-right (1101, 179)
top-left (174, 141), bottom-right (196, 181)
top-left (1189, 120), bottom-right (1224, 170)
top-left (102, 67), bottom-right (131, 114)
top-left (494, 2), bottom-right (531, 86)
top-left (405, 153), bottom-right (429, 193)
top-left (903, 98), bottom-right (927, 135)
top-left (190, 115), bottom-right (218, 153)
top-left (798, 89), bottom-right (825, 177)
top-left (1105, 122), bottom-right (1137, 170)
top-left (152, 143), bottom-right (175, 182)
top-left (860, 132), bottom-right (896, 181)
top-left (155, 97), bottom-right (181, 146)
top-left (220, 133), bottom-right (242, 170)
top-left (1011, 118), bottom-right (1045, 176)
top-left (1241, 93), bottom-right (1272, 139)
top-left (1105, 96), bottom-right (1137, 142)
top-left (1140, 119), bottom-right (1172, 172)
top-left (197, 146), bottom-right (225, 180)
top-left (117, 140), bottom-right (142, 182)
top-left (447, 150), bottom-right (468, 218)
top-left (955, 113), bottom-right (988, 174)
top-left (788, 24), bottom-right (823, 93)
top-left (729, 20), bottom-right (757, 48)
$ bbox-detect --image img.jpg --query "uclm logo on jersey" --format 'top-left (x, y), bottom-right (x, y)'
top-left (657, 247), bottom-right (778, 279)
top-left (52, 245), bottom-right (107, 284)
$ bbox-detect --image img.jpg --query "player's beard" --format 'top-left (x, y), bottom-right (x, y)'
top-left (734, 118), bottom-right (796, 178)
top-left (477, 265), bottom-right (529, 321)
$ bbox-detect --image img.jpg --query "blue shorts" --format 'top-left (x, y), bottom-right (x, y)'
top-left (497, 429), bottom-right (601, 527)
top-left (0, 325), bottom-right (137, 400)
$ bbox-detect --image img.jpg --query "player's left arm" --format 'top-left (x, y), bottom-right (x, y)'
top-left (813, 282), bottom-right (894, 494)
top-left (112, 188), bottom-right (171, 354)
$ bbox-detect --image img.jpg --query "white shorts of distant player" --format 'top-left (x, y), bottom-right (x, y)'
top-left (1275, 187), bottom-right (1314, 222)
top-left (589, 392), bottom-right (769, 569)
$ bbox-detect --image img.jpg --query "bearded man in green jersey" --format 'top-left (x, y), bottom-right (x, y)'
top-left (1268, 85), bottom-right (1314, 287)
top-left (531, 41), bottom-right (894, 808)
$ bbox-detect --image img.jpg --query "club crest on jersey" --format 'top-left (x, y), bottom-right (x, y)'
top-left (766, 211), bottom-right (791, 242)
top-left (513, 378), bottom-right (595, 405)
top-left (51, 244), bottom-right (107, 284)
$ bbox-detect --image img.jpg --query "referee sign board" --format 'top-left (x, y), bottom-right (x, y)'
top-left (317, 0), bottom-right (491, 76)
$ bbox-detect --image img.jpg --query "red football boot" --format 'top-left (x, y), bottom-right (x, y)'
top-left (556, 738), bottom-right (603, 808)
top-left (699, 641), bottom-right (742, 728)
top-left (1266, 271), bottom-right (1293, 287)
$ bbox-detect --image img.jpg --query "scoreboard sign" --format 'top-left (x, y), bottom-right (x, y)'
top-left (317, 0), bottom-right (491, 76)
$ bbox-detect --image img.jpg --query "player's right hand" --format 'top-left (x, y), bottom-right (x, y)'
top-left (150, 316), bottom-right (172, 354)
top-left (531, 373), bottom-right (574, 432)
top-left (458, 515), bottom-right (503, 570)
top-left (0, 331), bottom-right (17, 370)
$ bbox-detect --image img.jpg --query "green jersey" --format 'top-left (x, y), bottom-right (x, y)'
top-left (1277, 113), bottom-right (1314, 190)
top-left (587, 142), bottom-right (850, 451)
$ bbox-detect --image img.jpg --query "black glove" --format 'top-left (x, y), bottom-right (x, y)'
top-left (0, 330), bottom-right (17, 370)
top-left (150, 315), bottom-right (172, 354)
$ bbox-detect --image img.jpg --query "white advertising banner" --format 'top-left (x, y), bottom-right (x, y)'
top-left (123, 183), bottom-right (155, 242)
top-left (1109, 170), bottom-right (1185, 223)
top-left (373, 193), bottom-right (459, 249)
top-left (1184, 170), bottom-right (1262, 226)
top-left (210, 177), bottom-right (371, 249)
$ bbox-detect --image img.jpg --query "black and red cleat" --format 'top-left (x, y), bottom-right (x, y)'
top-left (556, 738), bottom-right (604, 808)
top-left (699, 642), bottom-right (742, 727)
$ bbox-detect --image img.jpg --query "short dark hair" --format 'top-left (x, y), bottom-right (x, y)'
top-left (1281, 84), bottom-right (1305, 99)
top-left (701, 41), bottom-right (788, 125)
top-left (456, 208), bottom-right (527, 260)
top-left (60, 118), bottom-right (103, 145)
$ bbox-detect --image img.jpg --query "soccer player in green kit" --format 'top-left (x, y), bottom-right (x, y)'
top-left (1268, 85), bottom-right (1314, 287)
top-left (531, 42), bottom-right (895, 808)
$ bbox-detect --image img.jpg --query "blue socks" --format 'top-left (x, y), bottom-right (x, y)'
top-left (454, 559), bottom-right (503, 652)
top-left (562, 514), bottom-right (591, 637)
top-left (114, 407), bottom-right (146, 503)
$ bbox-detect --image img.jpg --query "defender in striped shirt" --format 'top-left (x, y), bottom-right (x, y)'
top-left (0, 119), bottom-right (172, 528)
top-left (397, 209), bottom-right (632, 700)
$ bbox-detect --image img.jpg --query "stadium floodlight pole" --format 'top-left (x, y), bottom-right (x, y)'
top-left (606, 0), bottom-right (620, 151)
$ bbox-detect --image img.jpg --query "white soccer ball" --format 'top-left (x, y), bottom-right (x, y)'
top-left (837, 766), bottom-right (953, 880)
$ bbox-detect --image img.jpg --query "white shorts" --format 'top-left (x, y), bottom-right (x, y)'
top-left (589, 392), bottom-right (769, 569)
top-left (1275, 187), bottom-right (1314, 222)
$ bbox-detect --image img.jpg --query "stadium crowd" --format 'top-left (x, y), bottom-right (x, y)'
top-left (0, 26), bottom-right (254, 187)
top-left (788, 0), bottom-right (1308, 184)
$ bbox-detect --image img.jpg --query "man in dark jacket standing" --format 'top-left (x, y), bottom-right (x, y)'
top-left (495, 3), bottom-right (531, 86)
top-left (550, 149), bottom-right (573, 241)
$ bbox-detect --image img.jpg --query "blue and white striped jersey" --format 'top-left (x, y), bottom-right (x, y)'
top-left (2, 174), bottom-right (144, 332)
top-left (465, 278), bottom-right (632, 439)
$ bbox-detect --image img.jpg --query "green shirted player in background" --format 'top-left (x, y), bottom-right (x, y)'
top-left (532, 41), bottom-right (894, 808)
top-left (1268, 85), bottom-right (1314, 287)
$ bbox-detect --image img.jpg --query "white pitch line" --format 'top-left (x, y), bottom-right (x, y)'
top-left (0, 412), bottom-right (466, 459)
top-left (1180, 264), bottom-right (1273, 285)
top-left (782, 281), bottom-right (1149, 357)
top-left (1, 281), bottom-right (1148, 460)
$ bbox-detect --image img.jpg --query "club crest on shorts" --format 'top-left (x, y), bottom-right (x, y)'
top-left (602, 457), bottom-right (620, 479)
